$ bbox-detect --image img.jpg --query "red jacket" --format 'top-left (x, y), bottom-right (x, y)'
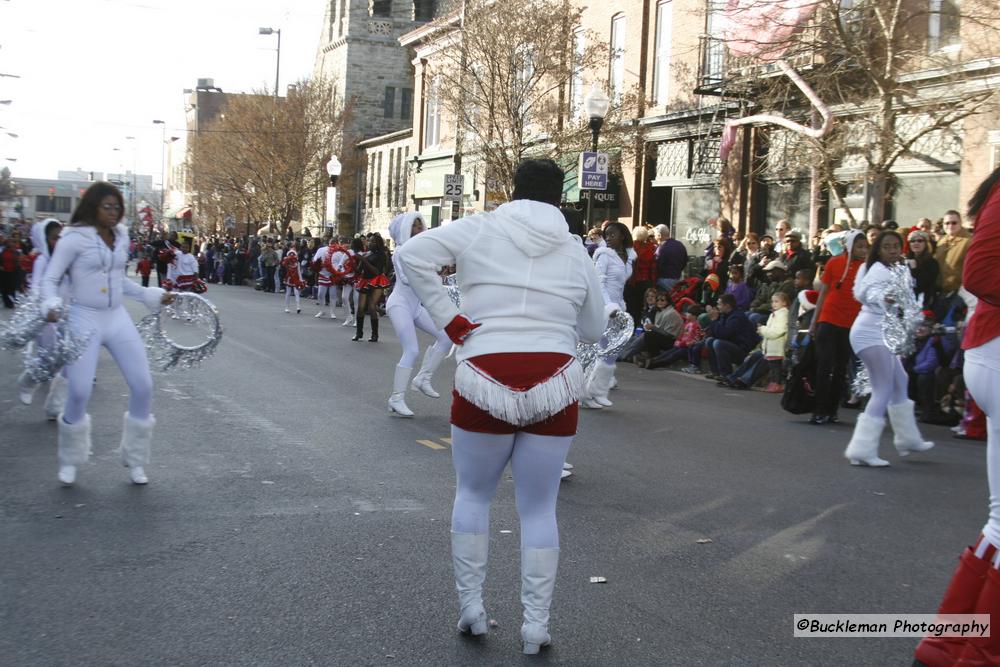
top-left (963, 180), bottom-right (1000, 350)
top-left (630, 240), bottom-right (657, 284)
top-left (0, 246), bottom-right (18, 272)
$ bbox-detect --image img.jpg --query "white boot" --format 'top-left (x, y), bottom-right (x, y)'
top-left (341, 314), bottom-right (355, 327)
top-left (17, 371), bottom-right (38, 405)
top-left (844, 413), bottom-right (890, 467)
top-left (452, 532), bottom-right (489, 636)
top-left (887, 400), bottom-right (935, 456)
top-left (411, 345), bottom-right (447, 398)
top-left (388, 365), bottom-right (415, 417)
top-left (57, 414), bottom-right (92, 486)
top-left (119, 412), bottom-right (154, 485)
top-left (521, 547), bottom-right (559, 654)
top-left (588, 363), bottom-right (615, 408)
top-left (44, 374), bottom-right (69, 420)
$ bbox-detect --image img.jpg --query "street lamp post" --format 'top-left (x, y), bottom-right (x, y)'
top-left (583, 84), bottom-right (610, 230)
top-left (326, 155), bottom-right (342, 235)
top-left (258, 27), bottom-right (281, 107)
top-left (125, 135), bottom-right (137, 222)
top-left (153, 120), bottom-right (166, 214)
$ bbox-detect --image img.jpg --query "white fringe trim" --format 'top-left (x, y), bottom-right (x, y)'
top-left (455, 359), bottom-right (584, 427)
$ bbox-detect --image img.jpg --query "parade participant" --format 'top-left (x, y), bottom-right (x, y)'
top-left (167, 240), bottom-right (203, 292)
top-left (40, 182), bottom-right (174, 486)
top-left (154, 231), bottom-right (178, 288)
top-left (582, 221), bottom-right (636, 409)
top-left (341, 237), bottom-right (363, 327)
top-left (398, 159), bottom-right (605, 654)
top-left (281, 248), bottom-right (304, 314)
top-left (331, 236), bottom-right (354, 315)
top-left (17, 219), bottom-right (69, 417)
top-left (311, 238), bottom-right (342, 320)
top-left (844, 230), bottom-right (934, 467)
top-left (385, 212), bottom-right (452, 417)
top-left (913, 165), bottom-right (1000, 667)
top-left (353, 233), bottom-right (390, 342)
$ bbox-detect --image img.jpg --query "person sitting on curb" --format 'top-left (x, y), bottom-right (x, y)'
top-left (704, 293), bottom-right (760, 380)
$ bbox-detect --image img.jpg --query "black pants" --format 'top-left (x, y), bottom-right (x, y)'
top-left (141, 275), bottom-right (150, 287)
top-left (813, 322), bottom-right (852, 417)
top-left (640, 331), bottom-right (676, 357)
top-left (0, 270), bottom-right (16, 308)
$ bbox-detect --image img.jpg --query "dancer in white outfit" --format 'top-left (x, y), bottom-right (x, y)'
top-left (17, 218), bottom-right (70, 418)
top-left (340, 238), bottom-right (361, 327)
top-left (582, 222), bottom-right (636, 409)
top-left (398, 160), bottom-right (605, 654)
top-left (40, 182), bottom-right (174, 486)
top-left (845, 230), bottom-right (934, 467)
top-left (311, 239), bottom-right (342, 320)
top-left (385, 212), bottom-right (453, 417)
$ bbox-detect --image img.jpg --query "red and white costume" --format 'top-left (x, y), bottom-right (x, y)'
top-left (311, 241), bottom-right (344, 319)
top-left (398, 197), bottom-right (605, 652)
top-left (282, 249), bottom-right (304, 313)
top-left (914, 176), bottom-right (1000, 666)
top-left (167, 249), bottom-right (205, 293)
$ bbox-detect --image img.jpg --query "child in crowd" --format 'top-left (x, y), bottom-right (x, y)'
top-left (724, 264), bottom-right (753, 311)
top-left (699, 273), bottom-right (722, 308)
top-left (136, 253), bottom-right (152, 288)
top-left (905, 317), bottom-right (949, 422)
top-left (619, 288), bottom-right (660, 362)
top-left (648, 304), bottom-right (705, 370)
top-left (758, 292), bottom-right (790, 392)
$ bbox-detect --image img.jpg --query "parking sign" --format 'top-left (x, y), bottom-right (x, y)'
top-left (578, 151), bottom-right (609, 190)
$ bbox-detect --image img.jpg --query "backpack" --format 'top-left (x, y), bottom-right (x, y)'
top-left (781, 340), bottom-right (817, 414)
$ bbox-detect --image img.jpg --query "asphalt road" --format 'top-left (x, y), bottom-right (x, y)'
top-left (0, 280), bottom-right (988, 666)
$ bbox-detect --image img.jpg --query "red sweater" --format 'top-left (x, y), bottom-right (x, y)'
top-left (963, 180), bottom-right (1000, 350)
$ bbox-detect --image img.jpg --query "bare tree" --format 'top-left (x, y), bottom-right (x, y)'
top-left (715, 0), bottom-right (1000, 224)
top-left (426, 0), bottom-right (643, 199)
top-left (188, 78), bottom-right (350, 236)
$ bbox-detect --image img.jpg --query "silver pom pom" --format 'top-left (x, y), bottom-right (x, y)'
top-left (20, 320), bottom-right (94, 385)
top-left (0, 293), bottom-right (50, 350)
top-left (136, 293), bottom-right (223, 372)
top-left (576, 311), bottom-right (635, 375)
top-left (878, 262), bottom-right (922, 356)
top-left (851, 365), bottom-right (872, 398)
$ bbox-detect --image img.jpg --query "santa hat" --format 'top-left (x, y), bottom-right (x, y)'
top-left (798, 289), bottom-right (819, 312)
top-left (704, 273), bottom-right (720, 291)
top-left (286, 249), bottom-right (297, 258)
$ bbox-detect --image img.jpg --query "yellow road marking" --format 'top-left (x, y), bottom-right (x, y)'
top-left (440, 437), bottom-right (452, 444)
top-left (417, 439), bottom-right (446, 450)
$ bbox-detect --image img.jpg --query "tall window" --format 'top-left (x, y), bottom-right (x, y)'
top-left (375, 152), bottom-right (383, 207)
top-left (383, 86), bottom-right (396, 118)
top-left (414, 0), bottom-right (436, 21)
top-left (424, 77), bottom-right (442, 148)
top-left (400, 88), bottom-right (413, 120)
top-left (610, 14), bottom-right (626, 102)
top-left (386, 149), bottom-right (394, 208)
top-left (703, 0), bottom-right (726, 84)
top-left (653, 1), bottom-right (673, 104)
top-left (339, 0), bottom-right (347, 37)
top-left (371, 0), bottom-right (392, 17)
top-left (328, 0), bottom-right (336, 41)
top-left (929, 0), bottom-right (961, 51)
top-left (569, 29), bottom-right (585, 119)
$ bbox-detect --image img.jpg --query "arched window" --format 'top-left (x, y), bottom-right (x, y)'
top-left (609, 13), bottom-right (626, 102)
top-left (653, 1), bottom-right (672, 104)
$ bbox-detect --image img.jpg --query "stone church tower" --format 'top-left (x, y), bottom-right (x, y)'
top-left (312, 1), bottom-right (440, 233)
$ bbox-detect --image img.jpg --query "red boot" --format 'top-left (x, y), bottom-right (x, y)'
top-left (914, 542), bottom-right (993, 667)
top-left (955, 565), bottom-right (1000, 666)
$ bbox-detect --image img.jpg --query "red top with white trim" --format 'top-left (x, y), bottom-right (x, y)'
top-left (963, 180), bottom-right (1000, 350)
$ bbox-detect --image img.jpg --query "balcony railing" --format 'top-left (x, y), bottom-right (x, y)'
top-left (694, 33), bottom-right (826, 96)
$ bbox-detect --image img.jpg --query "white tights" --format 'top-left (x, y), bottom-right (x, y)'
top-left (965, 340), bottom-right (1000, 552)
top-left (857, 344), bottom-right (909, 418)
top-left (316, 285), bottom-right (332, 315)
top-left (63, 306), bottom-right (153, 424)
top-left (284, 286), bottom-right (300, 310)
top-left (450, 426), bottom-right (572, 549)
top-left (387, 305), bottom-right (451, 369)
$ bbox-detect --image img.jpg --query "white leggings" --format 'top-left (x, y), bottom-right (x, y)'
top-left (284, 286), bottom-right (300, 310)
top-left (857, 344), bottom-right (909, 418)
top-left (337, 283), bottom-right (355, 313)
top-left (965, 342), bottom-right (1000, 550)
top-left (316, 285), bottom-right (333, 313)
top-left (387, 304), bottom-right (451, 369)
top-left (450, 426), bottom-right (572, 549)
top-left (63, 306), bottom-right (153, 424)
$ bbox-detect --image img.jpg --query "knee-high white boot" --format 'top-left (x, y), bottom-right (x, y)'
top-left (388, 365), bottom-right (414, 417)
top-left (17, 371), bottom-right (38, 405)
top-left (887, 399), bottom-right (935, 456)
top-left (844, 413), bottom-right (890, 467)
top-left (411, 346), bottom-right (447, 398)
top-left (44, 374), bottom-right (69, 421)
top-left (57, 414), bottom-right (92, 485)
top-left (587, 363), bottom-right (615, 408)
top-left (521, 547), bottom-right (560, 654)
top-left (119, 412), bottom-right (154, 485)
top-left (452, 532), bottom-right (489, 636)
top-left (580, 364), bottom-right (602, 409)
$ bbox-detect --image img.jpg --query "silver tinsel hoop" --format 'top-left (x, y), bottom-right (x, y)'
top-left (851, 365), bottom-right (872, 398)
top-left (136, 293), bottom-right (223, 372)
top-left (1, 293), bottom-right (49, 350)
top-left (7, 294), bottom-right (95, 384)
top-left (879, 262), bottom-right (922, 357)
top-left (576, 310), bottom-right (635, 374)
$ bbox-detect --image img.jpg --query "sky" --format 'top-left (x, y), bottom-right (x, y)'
top-left (0, 0), bottom-right (324, 184)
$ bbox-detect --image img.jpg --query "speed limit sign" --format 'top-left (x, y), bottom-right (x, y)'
top-left (443, 174), bottom-right (464, 203)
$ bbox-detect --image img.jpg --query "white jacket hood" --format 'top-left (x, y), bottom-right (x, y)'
top-left (32, 218), bottom-right (62, 259)
top-left (388, 211), bottom-right (424, 248)
top-left (492, 199), bottom-right (570, 258)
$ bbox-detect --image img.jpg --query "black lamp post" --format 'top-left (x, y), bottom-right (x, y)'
top-left (583, 84), bottom-right (610, 230)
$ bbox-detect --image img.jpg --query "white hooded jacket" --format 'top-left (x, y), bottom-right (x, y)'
top-left (386, 212), bottom-right (424, 313)
top-left (41, 223), bottom-right (164, 314)
top-left (29, 219), bottom-right (69, 298)
top-left (397, 199), bottom-right (606, 361)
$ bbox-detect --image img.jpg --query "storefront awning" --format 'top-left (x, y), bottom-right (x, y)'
top-left (164, 206), bottom-right (192, 220)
